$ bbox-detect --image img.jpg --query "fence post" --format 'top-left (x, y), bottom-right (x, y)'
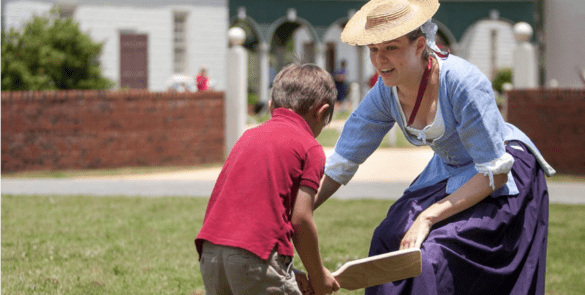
top-left (513, 22), bottom-right (537, 88)
top-left (258, 42), bottom-right (270, 105)
top-left (502, 82), bottom-right (513, 121)
top-left (225, 27), bottom-right (248, 157)
top-left (349, 82), bottom-right (360, 112)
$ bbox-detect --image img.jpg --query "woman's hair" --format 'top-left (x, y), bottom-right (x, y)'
top-left (406, 27), bottom-right (432, 61)
top-left (271, 63), bottom-right (337, 123)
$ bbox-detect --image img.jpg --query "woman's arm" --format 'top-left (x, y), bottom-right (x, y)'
top-left (400, 58), bottom-right (514, 249)
top-left (314, 87), bottom-right (395, 210)
top-left (399, 172), bottom-right (508, 250)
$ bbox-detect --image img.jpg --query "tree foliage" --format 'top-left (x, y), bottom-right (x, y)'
top-left (492, 68), bottom-right (513, 94)
top-left (1, 14), bottom-right (113, 90)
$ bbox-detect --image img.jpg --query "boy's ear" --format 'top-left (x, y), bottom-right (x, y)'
top-left (314, 103), bottom-right (331, 121)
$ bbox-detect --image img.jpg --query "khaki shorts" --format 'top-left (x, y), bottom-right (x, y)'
top-left (199, 241), bottom-right (302, 295)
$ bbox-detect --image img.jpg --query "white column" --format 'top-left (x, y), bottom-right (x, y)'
top-left (513, 22), bottom-right (537, 89)
top-left (349, 82), bottom-right (360, 111)
top-left (225, 27), bottom-right (248, 157)
top-left (356, 45), bottom-right (366, 98)
top-left (258, 42), bottom-right (270, 103)
top-left (315, 42), bottom-right (326, 70)
top-left (387, 126), bottom-right (397, 147)
top-left (501, 82), bottom-right (513, 122)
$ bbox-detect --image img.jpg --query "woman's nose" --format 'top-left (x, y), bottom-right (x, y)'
top-left (374, 52), bottom-right (387, 63)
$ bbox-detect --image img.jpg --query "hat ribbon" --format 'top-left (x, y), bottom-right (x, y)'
top-left (408, 56), bottom-right (433, 126)
top-left (366, 5), bottom-right (411, 30)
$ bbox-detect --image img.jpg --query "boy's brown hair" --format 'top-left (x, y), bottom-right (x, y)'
top-left (271, 63), bottom-right (337, 124)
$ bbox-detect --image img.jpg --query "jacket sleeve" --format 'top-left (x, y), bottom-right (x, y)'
top-left (325, 84), bottom-right (396, 184)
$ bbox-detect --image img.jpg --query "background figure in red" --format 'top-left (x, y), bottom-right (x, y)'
top-left (369, 72), bottom-right (379, 88)
top-left (196, 66), bottom-right (210, 91)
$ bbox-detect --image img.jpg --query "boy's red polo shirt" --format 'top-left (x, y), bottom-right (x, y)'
top-left (195, 108), bottom-right (326, 260)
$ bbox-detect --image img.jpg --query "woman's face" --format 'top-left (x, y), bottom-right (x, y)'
top-left (367, 35), bottom-right (422, 87)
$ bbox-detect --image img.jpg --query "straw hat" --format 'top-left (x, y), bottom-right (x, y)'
top-left (341, 0), bottom-right (440, 46)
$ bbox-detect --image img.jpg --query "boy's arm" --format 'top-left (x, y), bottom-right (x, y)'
top-left (292, 185), bottom-right (340, 295)
top-left (313, 175), bottom-right (341, 210)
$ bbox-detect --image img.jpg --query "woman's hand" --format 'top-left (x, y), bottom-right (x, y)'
top-left (399, 214), bottom-right (434, 250)
top-left (398, 173), bottom-right (508, 250)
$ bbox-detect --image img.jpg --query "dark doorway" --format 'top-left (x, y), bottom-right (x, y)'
top-left (326, 42), bottom-right (335, 74)
top-left (303, 42), bottom-right (314, 64)
top-left (120, 33), bottom-right (148, 89)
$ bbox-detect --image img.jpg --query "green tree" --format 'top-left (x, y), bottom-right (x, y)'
top-left (492, 68), bottom-right (513, 94)
top-left (1, 14), bottom-right (113, 90)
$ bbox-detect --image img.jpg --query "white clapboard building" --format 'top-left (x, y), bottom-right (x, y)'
top-left (4, 0), bottom-right (584, 90)
top-left (3, 0), bottom-right (228, 91)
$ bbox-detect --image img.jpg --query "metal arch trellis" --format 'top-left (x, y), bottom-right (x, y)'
top-left (266, 14), bottom-right (322, 47)
top-left (229, 14), bottom-right (266, 45)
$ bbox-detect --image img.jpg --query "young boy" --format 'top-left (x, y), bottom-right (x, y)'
top-left (195, 63), bottom-right (340, 295)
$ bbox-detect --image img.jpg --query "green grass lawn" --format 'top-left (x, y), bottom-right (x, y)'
top-left (316, 127), bottom-right (414, 149)
top-left (2, 195), bottom-right (585, 294)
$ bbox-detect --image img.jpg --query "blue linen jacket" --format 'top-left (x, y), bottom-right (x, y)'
top-left (326, 55), bottom-right (555, 196)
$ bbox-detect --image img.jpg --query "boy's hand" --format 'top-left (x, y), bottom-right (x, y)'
top-left (309, 267), bottom-right (340, 295)
top-left (293, 268), bottom-right (314, 294)
top-left (292, 186), bottom-right (339, 294)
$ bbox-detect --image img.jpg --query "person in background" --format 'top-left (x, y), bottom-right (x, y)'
top-left (196, 66), bottom-right (210, 91)
top-left (171, 82), bottom-right (186, 93)
top-left (333, 59), bottom-right (348, 111)
top-left (369, 72), bottom-right (379, 89)
top-left (196, 63), bottom-right (340, 295)
top-left (269, 60), bottom-right (277, 88)
top-left (314, 0), bottom-right (555, 294)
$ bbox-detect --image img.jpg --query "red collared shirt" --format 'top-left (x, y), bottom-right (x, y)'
top-left (196, 108), bottom-right (325, 260)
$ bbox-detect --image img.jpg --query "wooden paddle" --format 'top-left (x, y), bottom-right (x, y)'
top-left (332, 248), bottom-right (422, 291)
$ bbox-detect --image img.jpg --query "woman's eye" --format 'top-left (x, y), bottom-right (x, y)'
top-left (386, 46), bottom-right (397, 50)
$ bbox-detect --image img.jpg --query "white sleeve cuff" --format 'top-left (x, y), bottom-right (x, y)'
top-left (475, 152), bottom-right (515, 190)
top-left (324, 151), bottom-right (359, 185)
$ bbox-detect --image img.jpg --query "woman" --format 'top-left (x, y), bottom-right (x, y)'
top-left (314, 0), bottom-right (555, 294)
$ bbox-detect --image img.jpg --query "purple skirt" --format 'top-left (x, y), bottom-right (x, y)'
top-left (366, 142), bottom-right (549, 295)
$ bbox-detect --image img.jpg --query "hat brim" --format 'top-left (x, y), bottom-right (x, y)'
top-left (341, 0), bottom-right (440, 46)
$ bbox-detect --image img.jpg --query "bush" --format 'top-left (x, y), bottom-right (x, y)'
top-left (1, 13), bottom-right (113, 90)
top-left (493, 68), bottom-right (512, 94)
top-left (247, 92), bottom-right (258, 106)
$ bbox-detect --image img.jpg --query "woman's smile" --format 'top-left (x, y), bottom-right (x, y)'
top-left (378, 67), bottom-right (396, 84)
top-left (380, 68), bottom-right (395, 75)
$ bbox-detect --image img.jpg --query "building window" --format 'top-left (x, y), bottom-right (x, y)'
top-left (173, 12), bottom-right (188, 74)
top-left (54, 3), bottom-right (76, 19)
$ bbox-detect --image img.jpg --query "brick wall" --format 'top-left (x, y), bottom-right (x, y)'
top-left (1, 90), bottom-right (225, 173)
top-left (506, 89), bottom-right (585, 175)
